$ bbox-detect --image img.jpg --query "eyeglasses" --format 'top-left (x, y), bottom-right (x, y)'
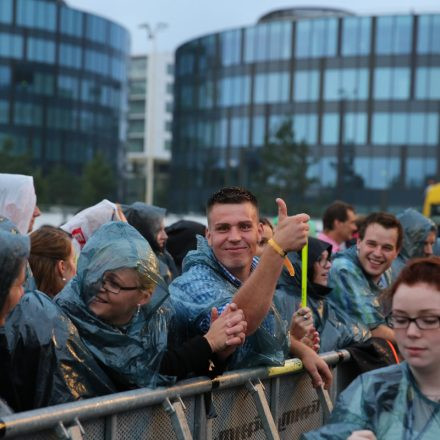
top-left (386, 314), bottom-right (440, 330)
top-left (317, 255), bottom-right (332, 267)
top-left (101, 277), bottom-right (140, 295)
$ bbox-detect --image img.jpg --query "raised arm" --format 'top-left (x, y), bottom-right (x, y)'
top-left (232, 198), bottom-right (309, 334)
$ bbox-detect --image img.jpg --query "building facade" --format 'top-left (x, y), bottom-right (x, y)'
top-left (0, 0), bottom-right (130, 184)
top-left (171, 7), bottom-right (440, 213)
top-left (125, 52), bottom-right (174, 204)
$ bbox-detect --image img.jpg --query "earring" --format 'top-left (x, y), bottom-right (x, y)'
top-left (62, 277), bottom-right (66, 282)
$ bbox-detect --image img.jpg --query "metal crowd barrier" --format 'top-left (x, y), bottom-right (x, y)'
top-left (0, 350), bottom-right (351, 440)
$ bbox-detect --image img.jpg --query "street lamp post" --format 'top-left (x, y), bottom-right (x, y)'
top-left (139, 22), bottom-right (167, 205)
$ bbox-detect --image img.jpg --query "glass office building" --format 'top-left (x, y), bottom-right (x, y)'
top-left (0, 0), bottom-right (130, 178)
top-left (171, 7), bottom-right (440, 213)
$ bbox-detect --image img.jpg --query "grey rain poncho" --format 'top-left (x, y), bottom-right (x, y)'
top-left (392, 208), bottom-right (436, 280)
top-left (276, 238), bottom-right (370, 353)
top-left (123, 202), bottom-right (178, 283)
top-left (0, 218), bottom-right (29, 311)
top-left (55, 221), bottom-right (174, 390)
top-left (302, 362), bottom-right (440, 439)
top-left (0, 216), bottom-right (36, 292)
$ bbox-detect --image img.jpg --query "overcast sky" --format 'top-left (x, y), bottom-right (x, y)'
top-left (67, 0), bottom-right (440, 55)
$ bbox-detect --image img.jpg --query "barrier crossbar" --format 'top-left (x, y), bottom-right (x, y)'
top-left (0, 350), bottom-right (350, 440)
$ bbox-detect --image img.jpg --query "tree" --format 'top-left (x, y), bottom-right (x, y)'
top-left (0, 137), bottom-right (33, 175)
top-left (253, 119), bottom-right (315, 213)
top-left (46, 165), bottom-right (81, 206)
top-left (81, 153), bottom-right (117, 206)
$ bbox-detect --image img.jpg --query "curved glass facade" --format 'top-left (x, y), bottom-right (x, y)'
top-left (0, 0), bottom-right (130, 177)
top-left (171, 10), bottom-right (440, 213)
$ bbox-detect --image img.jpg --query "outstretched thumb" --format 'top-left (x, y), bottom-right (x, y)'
top-left (276, 198), bottom-right (288, 222)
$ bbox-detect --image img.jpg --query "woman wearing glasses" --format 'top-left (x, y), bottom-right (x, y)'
top-left (277, 237), bottom-right (370, 353)
top-left (303, 257), bottom-right (440, 439)
top-left (54, 221), bottom-right (246, 389)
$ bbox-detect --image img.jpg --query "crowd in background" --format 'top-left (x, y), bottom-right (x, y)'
top-left (1, 172), bottom-right (440, 439)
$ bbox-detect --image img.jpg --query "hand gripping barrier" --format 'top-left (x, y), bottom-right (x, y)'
top-left (0, 350), bottom-right (350, 440)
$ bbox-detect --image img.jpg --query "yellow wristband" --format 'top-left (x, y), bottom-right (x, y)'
top-left (268, 238), bottom-right (286, 258)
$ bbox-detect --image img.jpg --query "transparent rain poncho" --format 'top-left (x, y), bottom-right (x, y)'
top-left (392, 208), bottom-right (437, 280)
top-left (302, 362), bottom-right (440, 439)
top-left (170, 236), bottom-right (290, 369)
top-left (123, 202), bottom-right (178, 283)
top-left (0, 173), bottom-right (36, 235)
top-left (276, 238), bottom-right (370, 353)
top-left (55, 221), bottom-right (174, 389)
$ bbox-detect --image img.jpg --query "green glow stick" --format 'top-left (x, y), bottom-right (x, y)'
top-left (301, 242), bottom-right (308, 308)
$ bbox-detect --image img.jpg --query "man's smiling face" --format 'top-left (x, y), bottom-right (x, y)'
top-left (206, 202), bottom-right (262, 281)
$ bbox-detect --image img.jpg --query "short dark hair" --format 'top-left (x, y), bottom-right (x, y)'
top-left (259, 217), bottom-right (274, 231)
top-left (206, 187), bottom-right (258, 217)
top-left (358, 212), bottom-right (403, 250)
top-left (322, 201), bottom-right (354, 231)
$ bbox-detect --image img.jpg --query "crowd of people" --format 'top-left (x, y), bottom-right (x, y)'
top-left (1, 172), bottom-right (440, 438)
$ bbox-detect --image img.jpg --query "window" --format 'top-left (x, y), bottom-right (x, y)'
top-left (14, 102), bottom-right (43, 126)
top-left (406, 159), bottom-right (436, 187)
top-left (296, 19), bottom-right (337, 58)
top-left (198, 81), bottom-right (214, 109)
top-left (86, 15), bottom-right (107, 44)
top-left (221, 30), bottom-right (241, 66)
top-left (374, 68), bottom-right (410, 100)
top-left (245, 21), bottom-right (291, 62)
top-left (322, 113), bottom-right (340, 145)
top-left (130, 80), bottom-right (145, 96)
top-left (59, 44), bottom-right (82, 69)
top-left (61, 7), bottom-right (83, 37)
top-left (129, 100), bottom-right (145, 114)
top-left (17, 0), bottom-right (56, 31)
top-left (177, 51), bottom-right (194, 76)
top-left (0, 0), bottom-right (12, 24)
top-left (85, 50), bottom-right (109, 76)
top-left (27, 38), bottom-right (55, 64)
top-left (110, 24), bottom-right (129, 52)
top-left (58, 76), bottom-right (79, 99)
top-left (127, 139), bottom-right (144, 152)
top-left (294, 70), bottom-right (319, 102)
top-left (0, 100), bottom-right (8, 123)
top-left (376, 15), bottom-right (412, 55)
top-left (354, 157), bottom-right (400, 189)
top-left (342, 17), bottom-right (371, 56)
top-left (254, 72), bottom-right (289, 104)
top-left (417, 15), bottom-right (440, 54)
top-left (230, 117), bottom-right (249, 147)
top-left (324, 69), bottom-right (369, 100)
top-left (219, 76), bottom-right (251, 106)
top-left (344, 113), bottom-right (367, 145)
top-left (252, 116), bottom-right (265, 147)
top-left (415, 67), bottom-right (440, 100)
top-left (130, 58), bottom-right (147, 78)
top-left (292, 114), bottom-right (318, 144)
top-left (111, 57), bottom-right (126, 82)
top-left (0, 66), bottom-right (10, 87)
top-left (0, 33), bottom-right (23, 59)
top-left (15, 71), bottom-right (54, 96)
top-left (128, 120), bottom-right (144, 134)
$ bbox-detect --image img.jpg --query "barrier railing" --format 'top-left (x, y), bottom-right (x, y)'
top-left (0, 350), bottom-right (351, 440)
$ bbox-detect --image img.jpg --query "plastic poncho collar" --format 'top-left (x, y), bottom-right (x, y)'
top-left (170, 235), bottom-right (290, 369)
top-left (328, 246), bottom-right (391, 329)
top-left (302, 362), bottom-right (440, 439)
top-left (0, 174), bottom-right (36, 235)
top-left (392, 208), bottom-right (436, 279)
top-left (0, 217), bottom-right (30, 311)
top-left (55, 221), bottom-right (174, 389)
